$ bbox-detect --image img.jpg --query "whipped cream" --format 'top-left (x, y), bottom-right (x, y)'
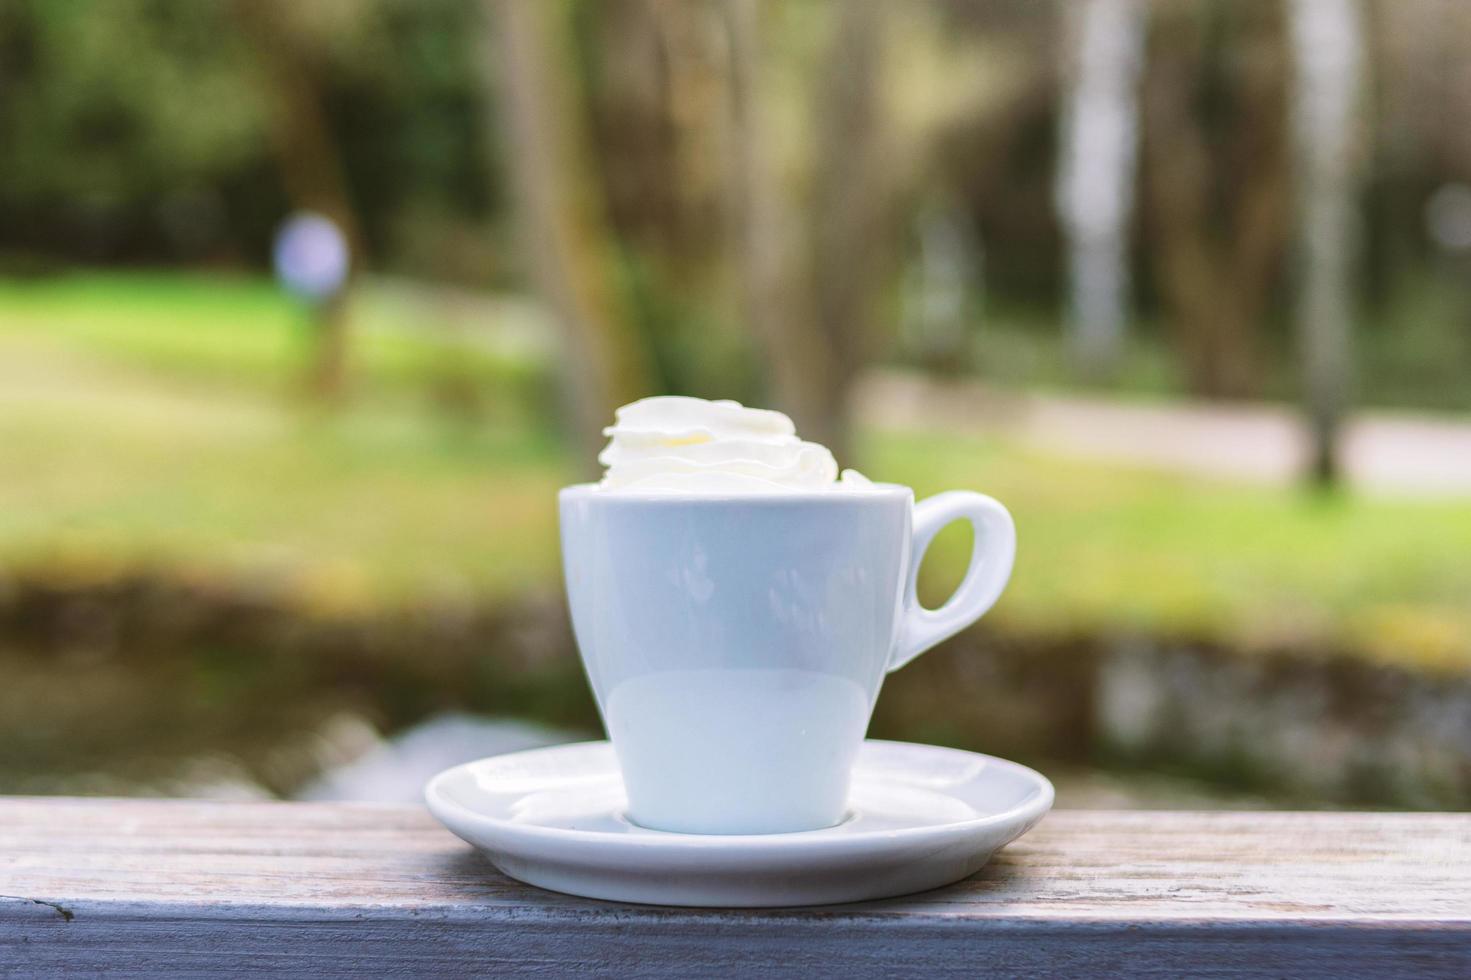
top-left (596, 396), bottom-right (873, 493)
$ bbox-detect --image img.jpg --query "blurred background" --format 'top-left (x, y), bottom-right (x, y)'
top-left (3, 0), bottom-right (1471, 809)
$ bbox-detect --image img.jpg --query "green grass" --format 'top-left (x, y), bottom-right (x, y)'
top-left (0, 271), bottom-right (568, 608)
top-left (882, 433), bottom-right (1471, 669)
top-left (4, 271), bottom-right (1471, 667)
top-left (0, 271), bottom-right (553, 419)
top-left (0, 346), bottom-right (569, 608)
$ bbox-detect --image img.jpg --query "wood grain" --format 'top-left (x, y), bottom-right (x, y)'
top-left (1, 798), bottom-right (1468, 977)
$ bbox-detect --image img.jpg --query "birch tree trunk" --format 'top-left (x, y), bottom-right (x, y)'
top-left (1055, 0), bottom-right (1146, 379)
top-left (483, 0), bottom-right (653, 469)
top-left (1288, 0), bottom-right (1365, 487)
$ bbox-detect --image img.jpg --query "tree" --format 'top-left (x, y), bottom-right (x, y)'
top-left (1141, 0), bottom-right (1291, 400)
top-left (720, 0), bottom-right (828, 445)
top-left (807, 0), bottom-right (892, 460)
top-left (1055, 0), bottom-right (1146, 380)
top-left (482, 0), bottom-right (653, 467)
top-left (232, 0), bottom-right (366, 400)
top-left (584, 0), bottom-right (756, 401)
top-left (721, 0), bottom-right (892, 462)
top-left (1288, 0), bottom-right (1366, 487)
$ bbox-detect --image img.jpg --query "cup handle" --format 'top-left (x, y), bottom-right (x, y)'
top-left (890, 491), bottom-right (1016, 673)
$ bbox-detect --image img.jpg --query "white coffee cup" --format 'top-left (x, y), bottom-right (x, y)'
top-left (559, 483), bottom-right (1015, 835)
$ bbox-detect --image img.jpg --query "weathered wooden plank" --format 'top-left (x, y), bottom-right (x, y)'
top-left (1, 798), bottom-right (1468, 977)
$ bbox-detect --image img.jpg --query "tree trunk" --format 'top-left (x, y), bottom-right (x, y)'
top-left (1055, 0), bottom-right (1146, 380)
top-left (482, 0), bottom-right (654, 469)
top-left (1288, 0), bottom-right (1365, 488)
top-left (720, 0), bottom-right (827, 438)
top-left (808, 0), bottom-right (890, 461)
top-left (589, 0), bottom-right (681, 258)
top-left (232, 0), bottom-right (363, 400)
top-left (592, 0), bottom-right (727, 269)
top-left (722, 0), bottom-right (892, 462)
top-left (1141, 0), bottom-right (1290, 401)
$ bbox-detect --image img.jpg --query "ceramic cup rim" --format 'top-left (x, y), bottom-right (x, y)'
top-left (559, 482), bottom-right (914, 505)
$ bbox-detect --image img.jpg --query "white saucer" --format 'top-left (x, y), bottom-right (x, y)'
top-left (424, 739), bottom-right (1054, 907)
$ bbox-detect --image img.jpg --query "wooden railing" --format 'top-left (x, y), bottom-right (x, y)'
top-left (1, 798), bottom-right (1467, 977)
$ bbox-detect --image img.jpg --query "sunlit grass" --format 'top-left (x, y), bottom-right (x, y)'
top-left (877, 431), bottom-right (1471, 669)
top-left (0, 272), bottom-right (567, 606)
top-left (0, 270), bottom-right (552, 419)
top-left (4, 271), bottom-right (1471, 668)
top-left (0, 348), bottom-right (569, 607)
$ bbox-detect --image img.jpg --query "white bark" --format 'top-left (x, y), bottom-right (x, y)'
top-left (1055, 0), bottom-right (1145, 377)
top-left (1288, 0), bottom-right (1365, 485)
top-left (903, 200), bottom-right (981, 370)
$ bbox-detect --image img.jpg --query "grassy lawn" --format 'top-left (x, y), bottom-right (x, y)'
top-left (885, 435), bottom-right (1471, 668)
top-left (0, 272), bottom-right (569, 607)
top-left (0, 271), bottom-right (552, 410)
top-left (5, 271), bottom-right (1471, 668)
